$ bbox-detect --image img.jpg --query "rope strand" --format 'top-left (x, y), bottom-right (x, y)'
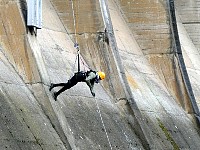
top-left (94, 97), bottom-right (113, 150)
top-left (71, 0), bottom-right (81, 73)
top-left (71, 0), bottom-right (78, 44)
top-left (70, 53), bottom-right (78, 77)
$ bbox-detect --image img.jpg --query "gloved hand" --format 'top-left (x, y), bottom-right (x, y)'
top-left (91, 92), bottom-right (95, 97)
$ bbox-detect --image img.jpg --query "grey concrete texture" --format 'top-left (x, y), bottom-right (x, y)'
top-left (175, 0), bottom-right (200, 111)
top-left (108, 1), bottom-right (200, 149)
top-left (0, 50), bottom-right (66, 149)
top-left (0, 0), bottom-right (200, 150)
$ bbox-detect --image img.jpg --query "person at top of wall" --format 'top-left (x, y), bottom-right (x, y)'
top-left (49, 70), bottom-right (106, 101)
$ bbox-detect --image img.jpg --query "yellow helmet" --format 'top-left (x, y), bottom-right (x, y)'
top-left (98, 71), bottom-right (105, 80)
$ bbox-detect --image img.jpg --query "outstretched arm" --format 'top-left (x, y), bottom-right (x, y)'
top-left (85, 80), bottom-right (95, 97)
top-left (85, 72), bottom-right (96, 97)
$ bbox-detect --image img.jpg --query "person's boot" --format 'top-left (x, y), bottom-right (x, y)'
top-left (53, 92), bottom-right (58, 101)
top-left (49, 83), bottom-right (54, 91)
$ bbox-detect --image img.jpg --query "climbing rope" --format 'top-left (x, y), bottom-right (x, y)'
top-left (70, 53), bottom-right (78, 77)
top-left (71, 0), bottom-right (81, 73)
top-left (71, 0), bottom-right (79, 44)
top-left (71, 2), bottom-right (112, 148)
top-left (79, 55), bottom-right (91, 71)
top-left (71, 0), bottom-right (92, 72)
top-left (94, 97), bottom-right (113, 150)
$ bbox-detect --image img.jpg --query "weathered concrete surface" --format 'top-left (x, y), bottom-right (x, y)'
top-left (0, 0), bottom-right (200, 150)
top-left (175, 0), bottom-right (200, 49)
top-left (0, 49), bottom-right (67, 149)
top-left (0, 1), bottom-right (40, 83)
top-left (175, 0), bottom-right (200, 112)
top-left (108, 0), bottom-right (200, 149)
top-left (33, 0), bottom-right (144, 149)
top-left (111, 0), bottom-right (194, 114)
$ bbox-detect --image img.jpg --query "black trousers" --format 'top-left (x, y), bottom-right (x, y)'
top-left (52, 72), bottom-right (86, 96)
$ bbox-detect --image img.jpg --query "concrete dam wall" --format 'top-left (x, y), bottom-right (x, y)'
top-left (0, 0), bottom-right (200, 149)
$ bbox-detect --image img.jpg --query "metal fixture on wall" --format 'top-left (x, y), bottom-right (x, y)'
top-left (27, 0), bottom-right (42, 30)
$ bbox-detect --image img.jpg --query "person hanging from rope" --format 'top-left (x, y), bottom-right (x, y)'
top-left (49, 70), bottom-right (106, 101)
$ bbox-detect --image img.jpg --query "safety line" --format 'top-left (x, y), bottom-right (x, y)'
top-left (71, 0), bottom-right (81, 73)
top-left (70, 53), bottom-right (78, 77)
top-left (94, 97), bottom-right (113, 150)
top-left (79, 55), bottom-right (91, 70)
top-left (71, 0), bottom-right (78, 44)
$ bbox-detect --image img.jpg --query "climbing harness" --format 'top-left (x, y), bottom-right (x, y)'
top-left (70, 44), bottom-right (91, 78)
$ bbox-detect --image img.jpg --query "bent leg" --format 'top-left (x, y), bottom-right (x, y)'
top-left (55, 77), bottom-right (78, 97)
top-left (52, 83), bottom-right (67, 87)
top-left (49, 83), bottom-right (67, 91)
